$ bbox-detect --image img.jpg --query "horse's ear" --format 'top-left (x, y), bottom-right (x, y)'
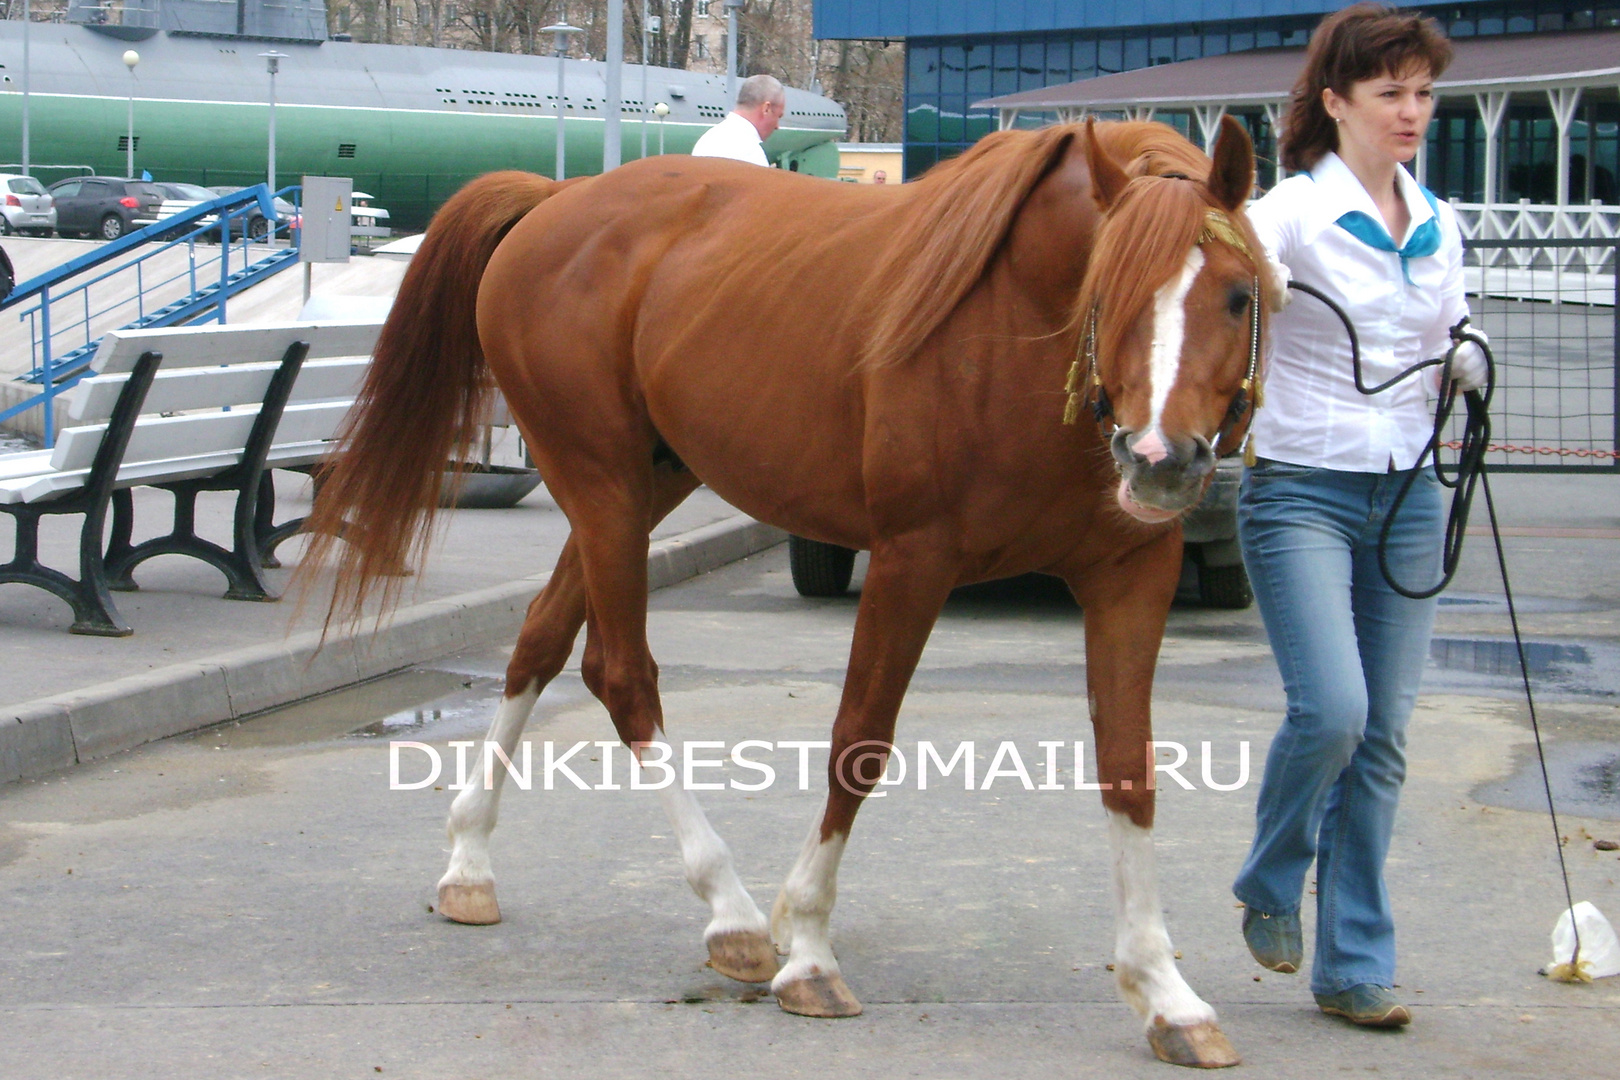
top-left (1085, 118), bottom-right (1131, 211)
top-left (1207, 115), bottom-right (1255, 212)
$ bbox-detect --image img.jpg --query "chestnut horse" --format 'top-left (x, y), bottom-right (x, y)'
top-left (304, 117), bottom-right (1274, 1068)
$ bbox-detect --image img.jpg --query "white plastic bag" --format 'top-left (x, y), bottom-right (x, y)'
top-left (1548, 902), bottom-right (1620, 981)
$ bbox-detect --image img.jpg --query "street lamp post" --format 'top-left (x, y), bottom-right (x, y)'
top-left (653, 101), bottom-right (669, 156)
top-left (21, 0), bottom-right (31, 176)
top-left (260, 51), bottom-right (288, 195)
top-left (123, 50), bottom-right (139, 178)
top-left (540, 23), bottom-right (583, 181)
top-left (640, 3), bottom-right (652, 159)
top-left (724, 0), bottom-right (745, 104)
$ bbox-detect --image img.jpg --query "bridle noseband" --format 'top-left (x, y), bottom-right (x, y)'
top-left (1062, 204), bottom-right (1264, 458)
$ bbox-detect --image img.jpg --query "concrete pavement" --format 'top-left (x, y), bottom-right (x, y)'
top-left (0, 473), bottom-right (1617, 1077)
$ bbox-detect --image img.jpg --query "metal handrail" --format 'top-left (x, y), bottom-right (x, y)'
top-left (0, 185), bottom-right (303, 444)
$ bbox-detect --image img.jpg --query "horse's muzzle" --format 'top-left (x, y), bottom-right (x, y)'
top-left (1109, 428), bottom-right (1216, 522)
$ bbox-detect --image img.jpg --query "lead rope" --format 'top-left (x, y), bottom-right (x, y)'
top-left (1286, 279), bottom-right (1587, 980)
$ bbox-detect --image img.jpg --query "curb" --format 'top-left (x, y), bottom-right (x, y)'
top-left (0, 515), bottom-right (786, 785)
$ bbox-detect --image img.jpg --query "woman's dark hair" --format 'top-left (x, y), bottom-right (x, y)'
top-left (1279, 3), bottom-right (1453, 172)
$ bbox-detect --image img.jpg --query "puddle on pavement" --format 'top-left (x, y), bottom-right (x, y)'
top-left (1437, 593), bottom-right (1600, 615)
top-left (186, 669), bottom-right (493, 749)
top-left (1474, 742), bottom-right (1620, 821)
top-left (1431, 637), bottom-right (1591, 678)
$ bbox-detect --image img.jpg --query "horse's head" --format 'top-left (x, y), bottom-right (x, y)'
top-left (1073, 116), bottom-right (1274, 524)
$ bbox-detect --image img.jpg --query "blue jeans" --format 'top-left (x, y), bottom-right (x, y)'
top-left (1232, 459), bottom-right (1441, 995)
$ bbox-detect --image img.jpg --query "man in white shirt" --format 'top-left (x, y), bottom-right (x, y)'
top-left (690, 74), bottom-right (785, 166)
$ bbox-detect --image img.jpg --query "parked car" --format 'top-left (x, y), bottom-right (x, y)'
top-left (206, 186), bottom-right (299, 240)
top-left (0, 174), bottom-right (57, 237)
top-left (47, 177), bottom-right (164, 240)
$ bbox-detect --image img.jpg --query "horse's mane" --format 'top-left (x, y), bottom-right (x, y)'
top-left (859, 121), bottom-right (1265, 373)
top-left (1077, 125), bottom-right (1269, 367)
top-left (861, 124), bottom-right (1079, 370)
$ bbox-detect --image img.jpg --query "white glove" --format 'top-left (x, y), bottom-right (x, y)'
top-left (1265, 253), bottom-right (1291, 310)
top-left (1448, 328), bottom-right (1489, 393)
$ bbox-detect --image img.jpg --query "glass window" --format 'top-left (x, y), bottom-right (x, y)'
top-left (964, 110), bottom-right (997, 142)
top-left (1450, 17), bottom-right (1475, 35)
top-left (939, 44), bottom-right (967, 96)
top-left (1123, 35), bottom-right (1148, 71)
top-left (1098, 37), bottom-right (1122, 75)
top-left (1281, 28), bottom-right (1308, 47)
top-left (1044, 39), bottom-right (1070, 84)
top-left (1150, 34), bottom-right (1174, 65)
top-left (1177, 34), bottom-right (1200, 61)
top-left (1478, 11), bottom-right (1505, 33)
top-left (52, 181), bottom-right (82, 197)
top-left (904, 144), bottom-right (939, 182)
top-left (1256, 29), bottom-right (1281, 48)
top-left (993, 41), bottom-right (1019, 96)
top-left (1229, 30), bottom-right (1254, 52)
top-left (9, 177), bottom-right (46, 195)
top-left (908, 45), bottom-right (939, 98)
top-left (1537, 13), bottom-right (1565, 30)
top-left (1202, 32), bottom-right (1228, 56)
top-left (906, 101), bottom-right (941, 143)
top-left (1507, 13), bottom-right (1534, 32)
top-left (1020, 40), bottom-right (1046, 91)
top-left (937, 96), bottom-right (966, 142)
top-left (1071, 38), bottom-right (1097, 79)
top-left (965, 43), bottom-right (992, 97)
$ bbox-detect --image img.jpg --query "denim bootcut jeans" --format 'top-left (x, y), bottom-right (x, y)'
top-left (1231, 457), bottom-right (1442, 995)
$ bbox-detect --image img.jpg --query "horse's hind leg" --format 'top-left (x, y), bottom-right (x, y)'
top-left (1066, 537), bottom-right (1240, 1069)
top-left (771, 536), bottom-right (958, 1017)
top-left (555, 468), bottom-right (776, 982)
top-left (436, 467), bottom-right (700, 926)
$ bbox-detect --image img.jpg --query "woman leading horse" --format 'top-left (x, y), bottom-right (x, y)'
top-left (303, 116), bottom-right (1276, 1068)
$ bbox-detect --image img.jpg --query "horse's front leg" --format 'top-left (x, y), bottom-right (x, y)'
top-left (771, 535), bottom-right (958, 1017)
top-left (1068, 533), bottom-right (1241, 1069)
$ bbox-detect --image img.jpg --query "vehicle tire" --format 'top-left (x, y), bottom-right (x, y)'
top-left (99, 214), bottom-right (126, 241)
top-left (0, 217), bottom-right (14, 236)
top-left (248, 215), bottom-right (269, 241)
top-left (1197, 563), bottom-right (1253, 610)
top-left (788, 535), bottom-right (857, 597)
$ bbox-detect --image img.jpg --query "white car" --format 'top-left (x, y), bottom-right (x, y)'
top-left (0, 174), bottom-right (57, 237)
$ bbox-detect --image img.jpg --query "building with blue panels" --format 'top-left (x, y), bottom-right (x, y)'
top-left (813, 1), bottom-right (1620, 205)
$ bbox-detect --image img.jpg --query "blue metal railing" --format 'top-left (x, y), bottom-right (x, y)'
top-left (0, 185), bottom-right (304, 444)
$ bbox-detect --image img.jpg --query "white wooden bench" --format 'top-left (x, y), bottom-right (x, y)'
top-left (0, 320), bottom-right (382, 635)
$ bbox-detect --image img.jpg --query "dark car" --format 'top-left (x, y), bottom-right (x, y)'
top-left (47, 177), bottom-right (164, 241)
top-left (206, 186), bottom-right (298, 241)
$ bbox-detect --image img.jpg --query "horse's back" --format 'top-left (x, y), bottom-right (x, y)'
top-left (476, 158), bottom-right (896, 546)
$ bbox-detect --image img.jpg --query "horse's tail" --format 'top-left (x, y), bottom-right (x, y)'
top-left (298, 170), bottom-right (559, 629)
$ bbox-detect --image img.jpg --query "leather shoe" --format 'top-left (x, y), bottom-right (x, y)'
top-left (1242, 905), bottom-right (1302, 974)
top-left (1314, 984), bottom-right (1411, 1028)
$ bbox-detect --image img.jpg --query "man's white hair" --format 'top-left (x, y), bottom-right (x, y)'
top-left (736, 74), bottom-right (785, 109)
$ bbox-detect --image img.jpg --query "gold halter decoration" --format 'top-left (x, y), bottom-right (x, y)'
top-left (1063, 208), bottom-right (1264, 450)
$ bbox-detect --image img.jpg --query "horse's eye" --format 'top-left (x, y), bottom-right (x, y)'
top-left (1227, 286), bottom-right (1252, 318)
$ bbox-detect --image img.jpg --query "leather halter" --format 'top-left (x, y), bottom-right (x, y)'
top-left (1063, 208), bottom-right (1264, 458)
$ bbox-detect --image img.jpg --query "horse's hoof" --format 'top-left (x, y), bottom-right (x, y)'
top-left (775, 971), bottom-right (863, 1018)
top-left (1148, 1020), bottom-right (1240, 1069)
top-left (438, 881), bottom-right (501, 925)
top-left (706, 929), bottom-right (778, 983)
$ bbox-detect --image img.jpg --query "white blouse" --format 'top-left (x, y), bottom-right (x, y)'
top-left (1246, 151), bottom-right (1470, 472)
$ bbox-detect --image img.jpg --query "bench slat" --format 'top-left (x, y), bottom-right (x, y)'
top-left (89, 321), bottom-right (382, 375)
top-left (0, 442), bottom-right (335, 505)
top-left (50, 401), bottom-right (350, 474)
top-left (69, 357), bottom-right (368, 423)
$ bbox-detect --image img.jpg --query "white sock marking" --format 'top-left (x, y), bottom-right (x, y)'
top-left (771, 815), bottom-right (849, 989)
top-left (1107, 811), bottom-right (1218, 1030)
top-left (439, 683), bottom-right (540, 890)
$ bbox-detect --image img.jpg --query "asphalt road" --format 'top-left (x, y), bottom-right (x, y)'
top-left (2, 539), bottom-right (1619, 1078)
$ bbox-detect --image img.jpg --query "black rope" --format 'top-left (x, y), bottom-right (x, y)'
top-left (1285, 278), bottom-right (1583, 975)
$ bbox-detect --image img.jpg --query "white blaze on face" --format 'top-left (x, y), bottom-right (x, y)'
top-left (1135, 245), bottom-right (1206, 464)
